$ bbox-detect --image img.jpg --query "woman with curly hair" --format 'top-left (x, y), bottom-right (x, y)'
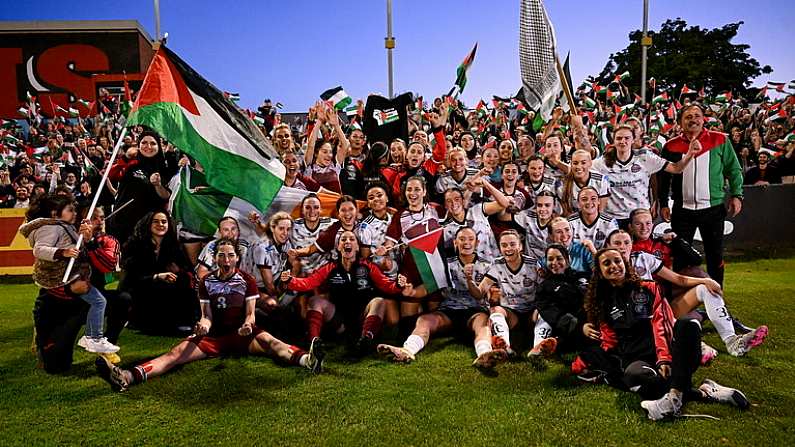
top-left (119, 210), bottom-right (197, 334)
top-left (575, 248), bottom-right (750, 421)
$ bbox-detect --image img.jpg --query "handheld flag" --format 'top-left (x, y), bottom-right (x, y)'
top-left (406, 227), bottom-right (449, 293)
top-left (320, 86), bottom-right (352, 111)
top-left (453, 43), bottom-right (478, 95)
top-left (127, 45), bottom-right (285, 211)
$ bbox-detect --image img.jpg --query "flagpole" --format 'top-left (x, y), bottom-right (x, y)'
top-left (62, 126), bottom-right (129, 283)
top-left (640, 0), bottom-right (650, 104)
top-left (384, 225), bottom-right (446, 253)
top-left (385, 0), bottom-right (395, 99)
top-left (555, 56), bottom-right (578, 116)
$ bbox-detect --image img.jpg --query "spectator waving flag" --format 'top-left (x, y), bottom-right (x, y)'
top-left (320, 86), bottom-right (352, 111)
top-left (519, 0), bottom-right (570, 120)
top-left (127, 45), bottom-right (284, 212)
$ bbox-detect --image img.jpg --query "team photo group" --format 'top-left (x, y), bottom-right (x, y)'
top-left (3, 0), bottom-right (794, 436)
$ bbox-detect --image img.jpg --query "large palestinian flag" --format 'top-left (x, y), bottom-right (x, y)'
top-left (128, 46), bottom-right (284, 210)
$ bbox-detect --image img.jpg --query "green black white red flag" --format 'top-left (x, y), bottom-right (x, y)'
top-left (127, 46), bottom-right (284, 211)
top-left (451, 43), bottom-right (478, 96)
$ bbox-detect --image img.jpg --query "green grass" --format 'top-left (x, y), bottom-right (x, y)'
top-left (2, 259), bottom-right (795, 446)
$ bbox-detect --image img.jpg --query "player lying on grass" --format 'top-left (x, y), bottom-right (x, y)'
top-left (97, 239), bottom-right (324, 392)
top-left (377, 227), bottom-right (508, 369)
top-left (573, 248), bottom-right (750, 421)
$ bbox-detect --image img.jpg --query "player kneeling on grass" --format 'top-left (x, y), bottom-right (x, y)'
top-left (574, 248), bottom-right (749, 421)
top-left (98, 239), bottom-right (323, 392)
top-left (475, 230), bottom-right (556, 362)
top-left (377, 227), bottom-right (507, 369)
top-left (281, 231), bottom-right (415, 357)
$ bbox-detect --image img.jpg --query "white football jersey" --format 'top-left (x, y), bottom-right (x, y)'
top-left (630, 251), bottom-right (663, 281)
top-left (359, 212), bottom-right (399, 279)
top-left (249, 239), bottom-right (293, 288)
top-left (569, 213), bottom-right (619, 250)
top-left (441, 202), bottom-right (500, 260)
top-left (592, 150), bottom-right (667, 220)
top-left (441, 255), bottom-right (491, 310)
top-left (484, 255), bottom-right (539, 313)
top-left (290, 217), bottom-right (334, 275)
top-left (512, 210), bottom-right (551, 262)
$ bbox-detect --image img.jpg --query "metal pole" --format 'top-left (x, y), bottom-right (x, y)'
top-left (62, 127), bottom-right (129, 283)
top-left (154, 0), bottom-right (162, 41)
top-left (640, 0), bottom-right (649, 104)
top-left (385, 0), bottom-right (395, 98)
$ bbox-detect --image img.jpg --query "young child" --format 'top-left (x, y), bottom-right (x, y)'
top-left (20, 194), bottom-right (120, 354)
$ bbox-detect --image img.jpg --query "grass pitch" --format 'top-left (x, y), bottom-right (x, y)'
top-left (1, 258), bottom-right (794, 446)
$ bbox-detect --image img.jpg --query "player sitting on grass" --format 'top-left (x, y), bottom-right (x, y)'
top-left (475, 230), bottom-right (556, 361)
top-left (377, 227), bottom-right (508, 369)
top-left (575, 248), bottom-right (750, 421)
top-left (97, 239), bottom-right (324, 392)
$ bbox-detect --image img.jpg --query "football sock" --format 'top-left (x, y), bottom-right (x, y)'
top-left (474, 340), bottom-right (492, 357)
top-left (695, 284), bottom-right (735, 342)
top-left (131, 361), bottom-right (154, 384)
top-left (306, 310), bottom-right (324, 341)
top-left (403, 334), bottom-right (425, 356)
top-left (533, 317), bottom-right (553, 347)
top-left (490, 313), bottom-right (511, 348)
top-left (361, 315), bottom-right (383, 339)
top-left (288, 345), bottom-right (308, 366)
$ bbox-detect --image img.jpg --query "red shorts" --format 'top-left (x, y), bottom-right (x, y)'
top-left (186, 327), bottom-right (264, 357)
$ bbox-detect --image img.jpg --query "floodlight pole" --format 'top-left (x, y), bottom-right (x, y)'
top-left (385, 0), bottom-right (395, 98)
top-left (154, 0), bottom-right (162, 40)
top-left (640, 0), bottom-right (650, 103)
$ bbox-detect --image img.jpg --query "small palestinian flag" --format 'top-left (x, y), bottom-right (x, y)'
top-left (768, 81), bottom-right (786, 93)
top-left (680, 84), bottom-right (693, 96)
top-left (651, 92), bottom-right (669, 105)
top-left (614, 71), bottom-right (630, 83)
top-left (252, 115), bottom-right (265, 126)
top-left (343, 104), bottom-right (359, 117)
top-left (224, 92), bottom-right (240, 102)
top-left (715, 92), bottom-right (732, 103)
top-left (705, 117), bottom-right (720, 127)
top-left (593, 85), bottom-right (606, 95)
top-left (77, 99), bottom-right (91, 108)
top-left (454, 42), bottom-right (478, 95)
top-left (475, 99), bottom-right (488, 117)
top-left (127, 45), bottom-right (285, 211)
top-left (407, 226), bottom-right (449, 294)
top-left (320, 86), bottom-right (352, 111)
top-left (582, 97), bottom-right (596, 109)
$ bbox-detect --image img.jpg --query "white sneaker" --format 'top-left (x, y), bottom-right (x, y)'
top-left (698, 379), bottom-right (750, 410)
top-left (640, 391), bottom-right (682, 421)
top-left (84, 337), bottom-right (120, 353)
top-left (77, 336), bottom-right (89, 349)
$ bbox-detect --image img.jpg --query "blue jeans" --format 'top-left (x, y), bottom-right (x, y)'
top-left (79, 286), bottom-right (107, 338)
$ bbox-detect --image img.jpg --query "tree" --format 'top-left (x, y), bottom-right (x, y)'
top-left (597, 19), bottom-right (772, 99)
